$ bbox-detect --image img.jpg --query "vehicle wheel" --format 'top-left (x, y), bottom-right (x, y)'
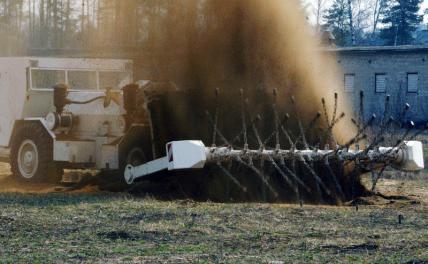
top-left (10, 122), bottom-right (61, 183)
top-left (99, 146), bottom-right (147, 191)
top-left (125, 147), bottom-right (147, 168)
top-left (99, 126), bottom-right (152, 191)
top-left (119, 146), bottom-right (147, 185)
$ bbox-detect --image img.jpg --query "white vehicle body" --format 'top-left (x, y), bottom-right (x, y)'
top-left (0, 57), bottom-right (136, 171)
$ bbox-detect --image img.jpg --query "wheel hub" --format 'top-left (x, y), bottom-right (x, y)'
top-left (17, 140), bottom-right (39, 179)
top-left (127, 148), bottom-right (146, 167)
top-left (24, 151), bottom-right (34, 165)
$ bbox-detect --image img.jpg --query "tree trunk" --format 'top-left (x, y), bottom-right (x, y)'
top-left (115, 0), bottom-right (121, 47)
top-left (32, 0), bottom-right (35, 42)
top-left (316, 0), bottom-right (325, 31)
top-left (81, 0), bottom-right (85, 35)
top-left (28, 0), bottom-right (32, 42)
top-left (347, 0), bottom-right (355, 45)
top-left (40, 0), bottom-right (45, 46)
top-left (53, 0), bottom-right (58, 47)
top-left (65, 0), bottom-right (70, 47)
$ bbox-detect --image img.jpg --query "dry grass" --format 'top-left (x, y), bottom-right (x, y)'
top-left (0, 163), bottom-right (427, 263)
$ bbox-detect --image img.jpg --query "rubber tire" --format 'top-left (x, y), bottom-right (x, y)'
top-left (103, 147), bottom-right (145, 192)
top-left (117, 130), bottom-right (149, 186)
top-left (99, 146), bottom-right (147, 191)
top-left (10, 122), bottom-right (62, 183)
top-left (99, 126), bottom-right (152, 191)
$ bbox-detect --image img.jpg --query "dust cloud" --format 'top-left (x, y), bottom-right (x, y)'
top-left (148, 0), bottom-right (355, 152)
top-left (0, 0), bottom-right (361, 201)
top-left (144, 0), bottom-right (364, 203)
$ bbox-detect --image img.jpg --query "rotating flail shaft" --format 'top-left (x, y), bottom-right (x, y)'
top-left (129, 87), bottom-right (426, 203)
top-left (125, 140), bottom-right (424, 184)
top-left (205, 143), bottom-right (423, 171)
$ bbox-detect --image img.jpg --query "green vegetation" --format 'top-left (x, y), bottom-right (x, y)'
top-left (0, 177), bottom-right (427, 263)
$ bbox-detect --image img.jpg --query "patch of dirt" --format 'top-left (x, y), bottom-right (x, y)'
top-left (97, 230), bottom-right (200, 244)
top-left (358, 175), bottom-right (428, 206)
top-left (123, 211), bottom-right (179, 224)
top-left (348, 194), bottom-right (420, 207)
top-left (1, 161), bottom-right (426, 209)
top-left (0, 216), bottom-right (15, 224)
top-left (97, 231), bottom-right (138, 241)
top-left (0, 162), bottom-right (101, 194)
top-left (322, 243), bottom-right (379, 253)
top-left (0, 176), bottom-right (58, 194)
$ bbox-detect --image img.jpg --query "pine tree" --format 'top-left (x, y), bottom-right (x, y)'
top-left (380, 0), bottom-right (423, 45)
top-left (324, 0), bottom-right (351, 46)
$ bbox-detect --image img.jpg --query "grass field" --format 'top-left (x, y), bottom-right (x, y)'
top-left (0, 162), bottom-right (427, 263)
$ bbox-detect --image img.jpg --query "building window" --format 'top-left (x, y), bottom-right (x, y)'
top-left (407, 73), bottom-right (419, 93)
top-left (375, 74), bottom-right (386, 93)
top-left (344, 74), bottom-right (355, 92)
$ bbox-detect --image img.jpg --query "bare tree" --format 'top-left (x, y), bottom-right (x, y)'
top-left (28, 0), bottom-right (32, 41)
top-left (371, 0), bottom-right (387, 36)
top-left (347, 0), bottom-right (355, 45)
top-left (353, 0), bottom-right (371, 34)
top-left (316, 0), bottom-right (327, 30)
top-left (81, 0), bottom-right (84, 35)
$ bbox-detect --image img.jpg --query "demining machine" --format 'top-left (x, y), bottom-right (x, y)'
top-left (0, 57), bottom-right (424, 199)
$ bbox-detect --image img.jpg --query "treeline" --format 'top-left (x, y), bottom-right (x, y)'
top-left (313, 0), bottom-right (425, 46)
top-left (0, 0), bottom-right (426, 56)
top-left (0, 0), bottom-right (202, 56)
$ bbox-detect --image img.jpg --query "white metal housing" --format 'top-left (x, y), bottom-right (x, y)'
top-left (166, 141), bottom-right (207, 170)
top-left (400, 141), bottom-right (424, 171)
top-left (0, 57), bottom-right (133, 171)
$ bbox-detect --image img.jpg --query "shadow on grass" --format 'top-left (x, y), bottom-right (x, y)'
top-left (0, 192), bottom-right (127, 207)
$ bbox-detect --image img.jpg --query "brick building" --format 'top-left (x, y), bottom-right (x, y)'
top-left (331, 45), bottom-right (428, 125)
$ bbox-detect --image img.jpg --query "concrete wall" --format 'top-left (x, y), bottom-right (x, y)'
top-left (336, 48), bottom-right (428, 126)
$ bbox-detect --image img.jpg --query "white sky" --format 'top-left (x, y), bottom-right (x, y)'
top-left (305, 0), bottom-right (428, 25)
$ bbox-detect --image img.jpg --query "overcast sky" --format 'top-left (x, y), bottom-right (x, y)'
top-left (305, 0), bottom-right (428, 24)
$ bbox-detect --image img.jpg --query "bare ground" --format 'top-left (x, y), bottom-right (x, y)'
top-left (0, 162), bottom-right (427, 263)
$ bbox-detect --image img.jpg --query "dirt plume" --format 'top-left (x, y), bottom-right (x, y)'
top-left (140, 0), bottom-right (363, 203)
top-left (147, 0), bottom-right (354, 147)
top-left (0, 1), bottom-right (362, 202)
